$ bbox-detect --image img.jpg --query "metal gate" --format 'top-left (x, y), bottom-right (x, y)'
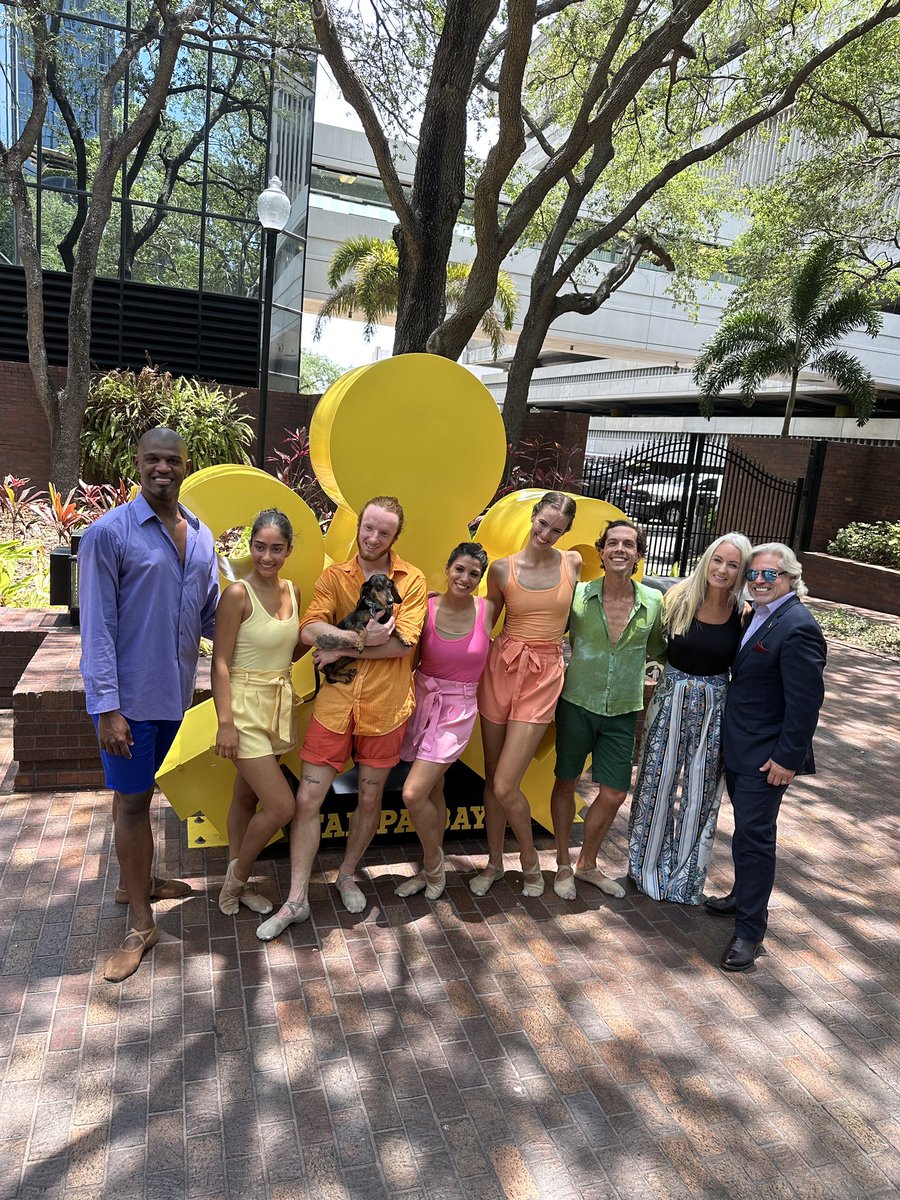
top-left (580, 433), bottom-right (804, 576)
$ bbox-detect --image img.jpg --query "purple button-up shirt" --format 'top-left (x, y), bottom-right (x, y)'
top-left (78, 493), bottom-right (218, 721)
top-left (740, 591), bottom-right (793, 650)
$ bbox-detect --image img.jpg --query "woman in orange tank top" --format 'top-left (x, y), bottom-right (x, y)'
top-left (472, 492), bottom-right (581, 897)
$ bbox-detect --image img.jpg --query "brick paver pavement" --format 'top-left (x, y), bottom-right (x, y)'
top-left (1, 639), bottom-right (899, 1200)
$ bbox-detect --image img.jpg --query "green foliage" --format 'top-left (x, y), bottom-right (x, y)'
top-left (813, 607), bottom-right (900, 657)
top-left (314, 236), bottom-right (518, 358)
top-left (299, 351), bottom-right (344, 394)
top-left (694, 240), bottom-right (882, 436)
top-left (828, 522), bottom-right (900, 569)
top-left (82, 365), bottom-right (253, 482)
top-left (0, 540), bottom-right (49, 608)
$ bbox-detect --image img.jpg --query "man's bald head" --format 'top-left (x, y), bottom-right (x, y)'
top-left (137, 427), bottom-right (188, 458)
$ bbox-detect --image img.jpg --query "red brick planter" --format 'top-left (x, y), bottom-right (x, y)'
top-left (802, 552), bottom-right (900, 616)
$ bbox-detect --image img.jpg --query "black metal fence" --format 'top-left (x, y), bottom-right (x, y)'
top-left (581, 433), bottom-right (804, 576)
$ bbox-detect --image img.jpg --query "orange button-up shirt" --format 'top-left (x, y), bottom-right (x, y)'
top-left (300, 551), bottom-right (427, 736)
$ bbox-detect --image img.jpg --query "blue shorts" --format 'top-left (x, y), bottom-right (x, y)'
top-left (92, 715), bottom-right (182, 794)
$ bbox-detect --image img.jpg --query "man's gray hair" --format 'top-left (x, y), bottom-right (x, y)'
top-left (752, 542), bottom-right (808, 597)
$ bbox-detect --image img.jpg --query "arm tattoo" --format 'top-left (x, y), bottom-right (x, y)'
top-left (302, 773), bottom-right (319, 784)
top-left (316, 632), bottom-right (353, 649)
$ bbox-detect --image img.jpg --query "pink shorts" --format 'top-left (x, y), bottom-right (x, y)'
top-left (301, 715), bottom-right (407, 772)
top-left (477, 633), bottom-right (565, 726)
top-left (400, 673), bottom-right (479, 765)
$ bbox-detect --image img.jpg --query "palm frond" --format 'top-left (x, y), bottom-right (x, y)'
top-left (694, 310), bottom-right (786, 373)
top-left (313, 282), bottom-right (359, 340)
top-left (790, 238), bottom-right (840, 329)
top-left (325, 235), bottom-right (393, 290)
top-left (810, 291), bottom-right (883, 349)
top-left (810, 349), bottom-right (877, 426)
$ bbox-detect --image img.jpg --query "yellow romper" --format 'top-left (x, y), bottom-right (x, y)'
top-left (229, 581), bottom-right (299, 758)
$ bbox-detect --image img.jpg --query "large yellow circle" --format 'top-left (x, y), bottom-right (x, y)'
top-left (179, 465), bottom-right (325, 607)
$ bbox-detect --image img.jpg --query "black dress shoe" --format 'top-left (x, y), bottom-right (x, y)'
top-left (704, 892), bottom-right (736, 917)
top-left (720, 936), bottom-right (762, 972)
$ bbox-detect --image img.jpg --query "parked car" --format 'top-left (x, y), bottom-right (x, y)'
top-left (607, 473), bottom-right (721, 524)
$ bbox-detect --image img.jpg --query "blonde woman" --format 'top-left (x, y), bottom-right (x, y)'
top-left (628, 532), bottom-right (752, 904)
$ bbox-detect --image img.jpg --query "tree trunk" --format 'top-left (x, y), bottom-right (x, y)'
top-left (502, 295), bottom-right (557, 446)
top-left (393, 0), bottom-right (500, 355)
top-left (781, 367), bottom-right (800, 437)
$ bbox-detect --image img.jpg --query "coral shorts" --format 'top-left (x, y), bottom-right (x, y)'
top-left (477, 632), bottom-right (565, 726)
top-left (400, 673), bottom-right (479, 765)
top-left (301, 715), bottom-right (407, 773)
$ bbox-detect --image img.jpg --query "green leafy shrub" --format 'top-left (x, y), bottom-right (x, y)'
top-left (0, 540), bottom-right (49, 608)
top-left (827, 521), bottom-right (900, 569)
top-left (82, 365), bottom-right (253, 482)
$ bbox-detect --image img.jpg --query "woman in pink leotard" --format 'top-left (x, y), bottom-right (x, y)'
top-left (395, 543), bottom-right (493, 901)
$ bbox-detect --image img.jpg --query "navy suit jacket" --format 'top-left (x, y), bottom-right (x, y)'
top-left (723, 594), bottom-right (827, 777)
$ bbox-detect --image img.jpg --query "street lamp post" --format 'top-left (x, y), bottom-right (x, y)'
top-left (256, 175), bottom-right (292, 467)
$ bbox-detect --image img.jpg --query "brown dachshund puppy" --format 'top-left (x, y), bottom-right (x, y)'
top-left (321, 573), bottom-right (402, 685)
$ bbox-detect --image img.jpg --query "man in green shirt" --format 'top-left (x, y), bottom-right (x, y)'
top-left (551, 519), bottom-right (666, 901)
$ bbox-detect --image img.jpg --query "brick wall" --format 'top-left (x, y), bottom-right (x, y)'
top-left (0, 357), bottom-right (319, 484)
top-left (12, 624), bottom-right (212, 791)
top-left (0, 609), bottom-right (64, 707)
top-left (729, 436), bottom-right (900, 552)
top-left (802, 553), bottom-right (900, 615)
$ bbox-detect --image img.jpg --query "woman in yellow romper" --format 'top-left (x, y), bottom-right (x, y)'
top-left (212, 510), bottom-right (301, 918)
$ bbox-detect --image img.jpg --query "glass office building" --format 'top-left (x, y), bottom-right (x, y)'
top-left (0, 3), bottom-right (314, 392)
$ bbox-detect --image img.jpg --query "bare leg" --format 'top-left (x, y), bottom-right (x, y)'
top-left (550, 777), bottom-right (578, 868)
top-left (470, 717), bottom-right (510, 893)
top-left (114, 787), bottom-right (155, 933)
top-left (402, 760), bottom-right (449, 873)
top-left (227, 774), bottom-right (258, 865)
top-left (475, 719), bottom-right (549, 896)
top-left (397, 761), bottom-right (450, 898)
top-left (266, 760), bottom-right (337, 919)
top-left (550, 776), bottom-right (579, 899)
top-left (230, 757), bottom-right (296, 879)
top-left (491, 721), bottom-right (550, 866)
top-left (574, 784), bottom-right (628, 898)
top-left (332, 766), bottom-right (391, 913)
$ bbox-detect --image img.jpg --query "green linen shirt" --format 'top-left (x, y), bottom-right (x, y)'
top-left (561, 577), bottom-right (667, 717)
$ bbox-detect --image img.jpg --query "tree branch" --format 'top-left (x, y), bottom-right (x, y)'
top-left (311, 0), bottom-right (415, 234)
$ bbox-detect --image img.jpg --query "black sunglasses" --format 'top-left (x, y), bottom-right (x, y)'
top-left (744, 568), bottom-right (787, 582)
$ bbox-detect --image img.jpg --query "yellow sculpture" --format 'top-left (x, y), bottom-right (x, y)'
top-left (156, 355), bottom-right (630, 846)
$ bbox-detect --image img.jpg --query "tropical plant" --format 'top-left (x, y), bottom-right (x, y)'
top-left (75, 479), bottom-right (136, 521)
top-left (39, 484), bottom-right (88, 543)
top-left (694, 240), bottom-right (882, 437)
top-left (0, 540), bottom-right (47, 607)
top-left (314, 236), bottom-right (518, 359)
top-left (266, 427), bottom-right (334, 525)
top-left (81, 365), bottom-right (254, 481)
top-left (0, 476), bottom-right (48, 539)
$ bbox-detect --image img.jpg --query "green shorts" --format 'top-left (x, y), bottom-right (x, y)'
top-left (554, 697), bottom-right (638, 791)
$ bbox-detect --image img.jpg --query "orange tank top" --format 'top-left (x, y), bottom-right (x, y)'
top-left (501, 553), bottom-right (575, 643)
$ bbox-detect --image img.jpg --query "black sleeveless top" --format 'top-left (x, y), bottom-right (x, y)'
top-left (667, 606), bottom-right (742, 677)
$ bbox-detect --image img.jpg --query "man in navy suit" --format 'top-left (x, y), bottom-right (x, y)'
top-left (705, 543), bottom-right (826, 971)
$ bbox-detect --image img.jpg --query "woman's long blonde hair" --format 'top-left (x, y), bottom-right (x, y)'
top-left (663, 532), bottom-right (752, 638)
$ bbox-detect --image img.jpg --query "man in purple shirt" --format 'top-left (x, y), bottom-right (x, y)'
top-left (79, 427), bottom-right (218, 982)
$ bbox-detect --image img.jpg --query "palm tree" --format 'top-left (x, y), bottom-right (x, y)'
top-left (314, 235), bottom-right (518, 359)
top-left (694, 240), bottom-right (882, 437)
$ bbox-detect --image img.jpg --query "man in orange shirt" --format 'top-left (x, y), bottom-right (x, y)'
top-left (257, 496), bottom-right (427, 937)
